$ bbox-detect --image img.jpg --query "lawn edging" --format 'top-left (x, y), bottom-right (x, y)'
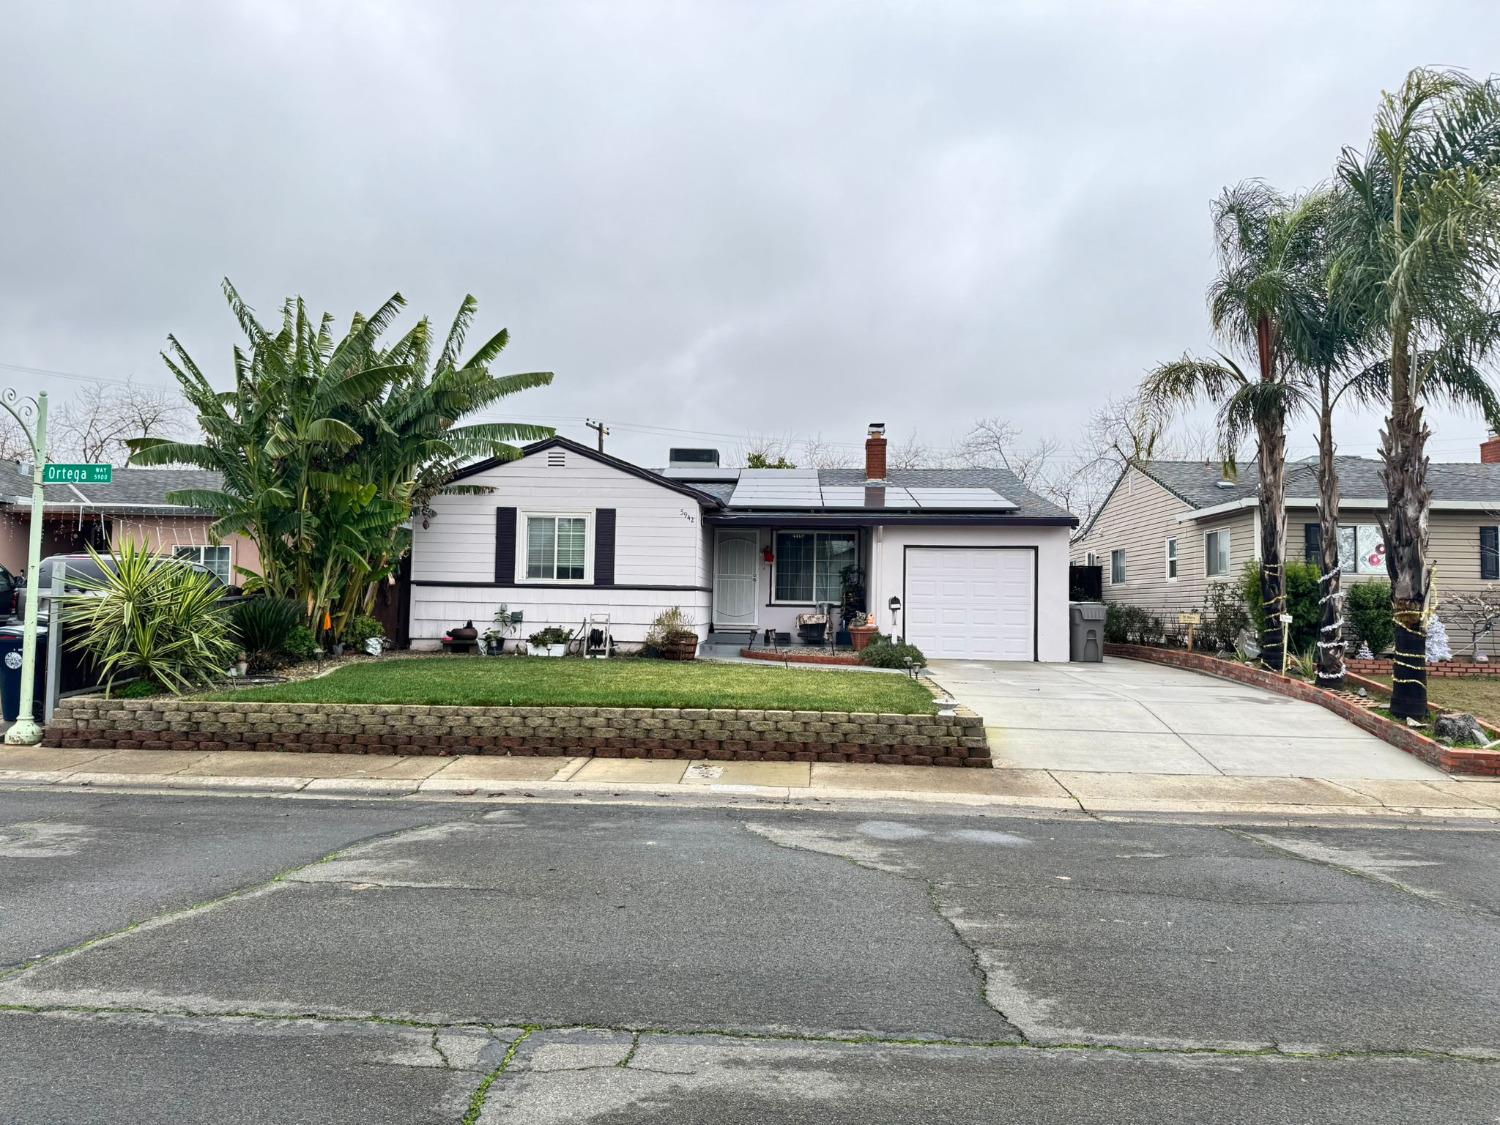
top-left (1104, 643), bottom-right (1500, 777)
top-left (737, 648), bottom-right (862, 667)
top-left (43, 697), bottom-right (991, 767)
top-left (1348, 656), bottom-right (1500, 678)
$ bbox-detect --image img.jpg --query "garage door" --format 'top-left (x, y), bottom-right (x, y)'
top-left (904, 547), bottom-right (1035, 661)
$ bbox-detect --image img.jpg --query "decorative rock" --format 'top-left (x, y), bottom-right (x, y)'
top-left (1434, 711), bottom-right (1488, 746)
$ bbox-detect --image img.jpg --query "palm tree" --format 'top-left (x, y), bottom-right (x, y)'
top-left (1142, 182), bottom-right (1324, 672)
top-left (1329, 68), bottom-right (1500, 719)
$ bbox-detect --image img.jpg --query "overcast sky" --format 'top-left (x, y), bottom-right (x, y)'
top-left (3, 1), bottom-right (1498, 473)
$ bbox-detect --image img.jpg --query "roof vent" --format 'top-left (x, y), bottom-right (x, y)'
top-left (669, 447), bottom-right (720, 468)
top-left (547, 450), bottom-right (566, 468)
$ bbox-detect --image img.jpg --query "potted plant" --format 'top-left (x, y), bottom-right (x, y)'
top-left (484, 605), bottom-right (520, 655)
top-left (662, 626), bottom-right (699, 660)
top-left (645, 607), bottom-right (698, 659)
top-left (527, 626), bottom-right (571, 657)
top-left (848, 611), bottom-right (879, 652)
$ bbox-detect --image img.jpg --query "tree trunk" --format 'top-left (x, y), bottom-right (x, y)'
top-left (1382, 338), bottom-right (1431, 721)
top-left (1314, 393), bottom-right (1345, 690)
top-left (1256, 417), bottom-right (1287, 673)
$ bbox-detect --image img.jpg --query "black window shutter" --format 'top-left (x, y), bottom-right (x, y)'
top-left (1482, 526), bottom-right (1499, 581)
top-left (1304, 523), bottom-right (1322, 563)
top-left (594, 508), bottom-right (617, 586)
top-left (494, 508), bottom-right (517, 584)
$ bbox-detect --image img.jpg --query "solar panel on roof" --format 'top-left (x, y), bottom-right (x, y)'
top-left (907, 487), bottom-right (1016, 510)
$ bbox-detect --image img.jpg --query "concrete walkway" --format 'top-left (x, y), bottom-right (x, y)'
top-left (1, 745), bottom-right (1497, 820)
top-left (927, 657), bottom-right (1443, 780)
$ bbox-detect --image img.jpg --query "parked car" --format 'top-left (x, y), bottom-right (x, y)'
top-left (13, 553), bottom-right (246, 619)
top-left (0, 564), bottom-right (17, 618)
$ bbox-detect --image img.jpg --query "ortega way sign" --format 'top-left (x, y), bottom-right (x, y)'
top-left (42, 463), bottom-right (112, 485)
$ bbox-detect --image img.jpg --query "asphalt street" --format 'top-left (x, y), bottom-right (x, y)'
top-left (0, 787), bottom-right (1495, 1123)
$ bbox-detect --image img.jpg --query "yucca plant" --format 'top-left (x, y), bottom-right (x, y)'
top-left (65, 542), bottom-right (238, 695)
top-left (231, 597), bottom-right (303, 671)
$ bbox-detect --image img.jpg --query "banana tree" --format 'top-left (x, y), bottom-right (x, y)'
top-left (1330, 68), bottom-right (1500, 719)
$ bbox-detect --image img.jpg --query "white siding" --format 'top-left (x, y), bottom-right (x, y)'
top-left (409, 447), bottom-right (710, 647)
top-left (871, 524), bottom-right (1072, 662)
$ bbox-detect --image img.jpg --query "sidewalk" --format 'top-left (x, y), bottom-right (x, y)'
top-left (2, 746), bottom-right (1499, 820)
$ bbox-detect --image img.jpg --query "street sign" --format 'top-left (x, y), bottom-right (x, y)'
top-left (42, 463), bottom-right (111, 484)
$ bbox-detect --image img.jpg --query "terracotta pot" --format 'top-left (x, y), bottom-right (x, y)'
top-left (849, 625), bottom-right (879, 652)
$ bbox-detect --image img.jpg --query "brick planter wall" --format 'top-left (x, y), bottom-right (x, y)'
top-left (1104, 643), bottom-right (1500, 777)
top-left (43, 698), bottom-right (990, 768)
top-left (738, 649), bottom-right (862, 667)
top-left (1347, 657), bottom-right (1500, 678)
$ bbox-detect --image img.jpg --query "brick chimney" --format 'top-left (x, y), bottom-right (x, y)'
top-left (1483, 434), bottom-right (1500, 464)
top-left (865, 422), bottom-right (887, 483)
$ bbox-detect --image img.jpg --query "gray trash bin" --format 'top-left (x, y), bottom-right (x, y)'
top-left (1069, 602), bottom-right (1106, 662)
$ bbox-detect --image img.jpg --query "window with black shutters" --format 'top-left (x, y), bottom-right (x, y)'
top-left (1482, 526), bottom-right (1499, 581)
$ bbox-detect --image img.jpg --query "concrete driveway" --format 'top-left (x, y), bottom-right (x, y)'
top-left (927, 657), bottom-right (1446, 780)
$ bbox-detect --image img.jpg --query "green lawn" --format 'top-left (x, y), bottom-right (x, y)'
top-left (1368, 675), bottom-right (1500, 724)
top-left (212, 656), bottom-right (936, 714)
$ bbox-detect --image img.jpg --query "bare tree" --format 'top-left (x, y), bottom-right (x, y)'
top-left (798, 433), bottom-right (856, 470)
top-left (734, 433), bottom-right (797, 468)
top-left (954, 417), bottom-right (1060, 488)
top-left (887, 432), bottom-right (939, 470)
top-left (0, 413), bottom-right (31, 462)
top-left (52, 381), bottom-right (194, 464)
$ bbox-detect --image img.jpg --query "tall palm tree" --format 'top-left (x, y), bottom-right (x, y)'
top-left (1330, 68), bottom-right (1500, 719)
top-left (1142, 182), bottom-right (1324, 672)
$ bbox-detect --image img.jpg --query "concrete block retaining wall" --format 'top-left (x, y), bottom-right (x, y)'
top-left (1105, 643), bottom-right (1500, 776)
top-left (43, 698), bottom-right (991, 767)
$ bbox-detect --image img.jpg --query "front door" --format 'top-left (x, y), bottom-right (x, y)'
top-left (713, 531), bottom-right (759, 628)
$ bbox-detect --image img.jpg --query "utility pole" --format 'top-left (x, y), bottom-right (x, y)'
top-left (2, 388), bottom-right (47, 746)
top-left (585, 418), bottom-right (609, 452)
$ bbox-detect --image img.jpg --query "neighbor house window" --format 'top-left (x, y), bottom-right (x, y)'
top-left (173, 545), bottom-right (232, 585)
top-left (1085, 552), bottom-right (1098, 567)
top-left (1165, 537), bottom-right (1178, 581)
top-left (1205, 529), bottom-right (1230, 577)
top-left (1483, 527), bottom-right (1499, 581)
top-left (773, 531), bottom-right (856, 603)
top-left (1110, 549), bottom-right (1126, 585)
top-left (525, 515), bottom-right (588, 581)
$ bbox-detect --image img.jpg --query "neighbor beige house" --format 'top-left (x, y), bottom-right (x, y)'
top-left (1072, 444), bottom-right (1500, 633)
top-left (0, 462), bottom-right (260, 584)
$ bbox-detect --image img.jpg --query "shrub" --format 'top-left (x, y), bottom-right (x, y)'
top-left (1104, 603), bottom-right (1131, 644)
top-left (643, 607), bottom-right (694, 654)
top-left (1346, 580), bottom-right (1394, 655)
top-left (1102, 604), bottom-right (1164, 646)
top-left (282, 625), bottom-right (319, 661)
top-left (1202, 580), bottom-right (1251, 653)
top-left (1241, 560), bottom-right (1321, 652)
top-left (118, 680), bottom-right (162, 699)
top-left (232, 597), bottom-right (302, 670)
top-left (66, 542), bottom-right (239, 694)
top-left (859, 637), bottom-right (927, 669)
top-left (343, 614), bottom-right (384, 648)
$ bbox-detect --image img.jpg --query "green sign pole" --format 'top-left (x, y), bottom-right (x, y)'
top-left (2, 389), bottom-right (47, 745)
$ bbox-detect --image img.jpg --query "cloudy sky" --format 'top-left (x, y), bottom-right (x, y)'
top-left (3, 1), bottom-right (1498, 473)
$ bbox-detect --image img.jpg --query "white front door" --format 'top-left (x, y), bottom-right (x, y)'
top-left (904, 547), bottom-right (1035, 660)
top-left (713, 531), bottom-right (759, 628)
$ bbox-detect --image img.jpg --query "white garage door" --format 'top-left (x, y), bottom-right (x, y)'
top-left (905, 547), bottom-right (1035, 661)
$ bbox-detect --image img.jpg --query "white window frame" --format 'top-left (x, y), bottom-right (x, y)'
top-left (173, 544), bottom-right (232, 585)
top-left (1109, 549), bottom-right (1126, 586)
top-left (518, 511), bottom-right (593, 584)
top-left (1085, 551), bottom-right (1098, 567)
top-left (1165, 537), bottom-right (1178, 582)
top-left (1204, 528), bottom-right (1231, 579)
top-left (771, 529), bottom-right (858, 606)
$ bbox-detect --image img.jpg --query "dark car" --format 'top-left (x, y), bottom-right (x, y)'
top-left (0, 565), bottom-right (17, 618)
top-left (13, 553), bottom-right (245, 619)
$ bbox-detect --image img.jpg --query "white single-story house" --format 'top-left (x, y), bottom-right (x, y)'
top-left (408, 424), bottom-right (1078, 660)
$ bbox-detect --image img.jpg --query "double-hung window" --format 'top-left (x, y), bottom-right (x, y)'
top-left (773, 531), bottom-right (857, 603)
top-left (173, 544), bottom-right (232, 585)
top-left (525, 515), bottom-right (588, 581)
top-left (1205, 529), bottom-right (1231, 578)
top-left (1165, 537), bottom-right (1178, 581)
top-left (1109, 549), bottom-right (1126, 585)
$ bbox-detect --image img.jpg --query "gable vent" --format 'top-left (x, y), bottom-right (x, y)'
top-left (547, 450), bottom-right (566, 468)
